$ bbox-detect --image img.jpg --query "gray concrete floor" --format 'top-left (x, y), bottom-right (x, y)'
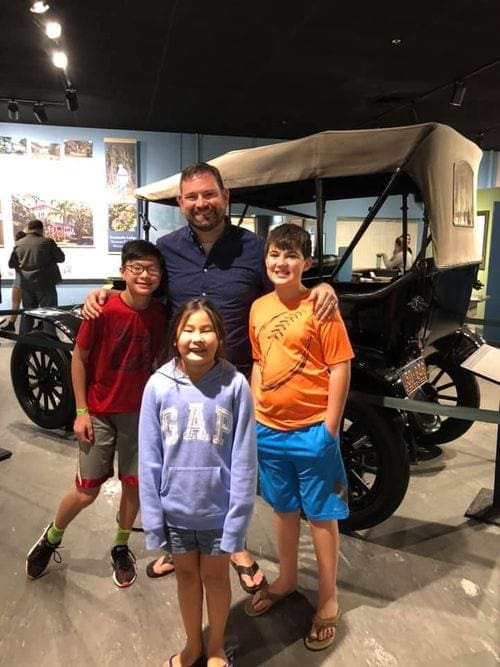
top-left (0, 337), bottom-right (498, 667)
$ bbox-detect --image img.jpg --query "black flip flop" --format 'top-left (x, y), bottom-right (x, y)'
top-left (146, 554), bottom-right (175, 578)
top-left (230, 559), bottom-right (267, 594)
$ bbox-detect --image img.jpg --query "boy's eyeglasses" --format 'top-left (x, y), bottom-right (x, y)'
top-left (125, 263), bottom-right (161, 276)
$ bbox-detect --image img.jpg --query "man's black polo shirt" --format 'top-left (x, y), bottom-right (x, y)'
top-left (156, 223), bottom-right (272, 373)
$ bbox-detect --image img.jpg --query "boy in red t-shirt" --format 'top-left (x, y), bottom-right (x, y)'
top-left (246, 224), bottom-right (353, 653)
top-left (26, 240), bottom-right (167, 587)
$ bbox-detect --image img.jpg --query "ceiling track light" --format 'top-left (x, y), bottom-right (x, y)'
top-left (45, 21), bottom-right (62, 40)
top-left (1, 96), bottom-right (68, 124)
top-left (30, 1), bottom-right (50, 14)
top-left (33, 102), bottom-right (48, 123)
top-left (449, 81), bottom-right (466, 107)
top-left (52, 50), bottom-right (68, 69)
top-left (8, 100), bottom-right (19, 121)
top-left (65, 88), bottom-right (79, 111)
top-left (362, 59), bottom-right (498, 130)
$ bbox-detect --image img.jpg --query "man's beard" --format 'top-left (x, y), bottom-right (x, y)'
top-left (186, 208), bottom-right (225, 233)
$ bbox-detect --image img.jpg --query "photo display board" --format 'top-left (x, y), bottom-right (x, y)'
top-left (0, 134), bottom-right (139, 281)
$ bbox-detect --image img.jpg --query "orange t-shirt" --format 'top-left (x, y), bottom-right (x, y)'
top-left (249, 291), bottom-right (354, 430)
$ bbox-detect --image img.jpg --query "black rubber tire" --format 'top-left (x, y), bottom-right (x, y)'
top-left (419, 352), bottom-right (480, 446)
top-left (10, 336), bottom-right (75, 430)
top-left (339, 393), bottom-right (410, 532)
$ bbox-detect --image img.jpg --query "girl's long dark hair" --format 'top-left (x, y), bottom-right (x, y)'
top-left (156, 298), bottom-right (227, 367)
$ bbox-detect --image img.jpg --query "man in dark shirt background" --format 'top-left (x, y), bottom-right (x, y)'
top-left (13, 219), bottom-right (65, 335)
top-left (85, 162), bottom-right (337, 587)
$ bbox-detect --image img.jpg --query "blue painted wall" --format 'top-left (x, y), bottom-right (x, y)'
top-left (484, 201), bottom-right (500, 343)
top-left (478, 150), bottom-right (498, 189)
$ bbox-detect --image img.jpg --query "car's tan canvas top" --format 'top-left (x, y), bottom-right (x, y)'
top-left (136, 123), bottom-right (483, 268)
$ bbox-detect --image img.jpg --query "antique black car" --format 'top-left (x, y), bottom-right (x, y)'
top-left (1, 122), bottom-right (484, 532)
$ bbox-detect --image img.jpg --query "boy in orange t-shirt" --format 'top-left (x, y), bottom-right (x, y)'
top-left (246, 223), bottom-right (354, 653)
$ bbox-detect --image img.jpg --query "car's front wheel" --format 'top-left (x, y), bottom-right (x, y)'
top-left (339, 392), bottom-right (410, 532)
top-left (11, 335), bottom-right (75, 430)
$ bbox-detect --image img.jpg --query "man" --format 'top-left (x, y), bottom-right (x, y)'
top-left (13, 219), bottom-right (65, 335)
top-left (84, 162), bottom-right (338, 589)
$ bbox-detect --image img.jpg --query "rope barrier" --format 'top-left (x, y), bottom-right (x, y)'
top-left (359, 393), bottom-right (499, 424)
top-left (465, 316), bottom-right (500, 327)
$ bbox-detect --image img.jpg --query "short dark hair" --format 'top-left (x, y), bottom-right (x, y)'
top-left (265, 223), bottom-right (312, 259)
top-left (167, 298), bottom-right (227, 364)
top-left (28, 219), bottom-right (44, 232)
top-left (15, 230), bottom-right (27, 241)
top-left (180, 162), bottom-right (225, 191)
top-left (121, 239), bottom-right (165, 271)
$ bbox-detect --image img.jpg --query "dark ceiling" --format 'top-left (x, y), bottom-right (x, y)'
top-left (1, 1), bottom-right (499, 150)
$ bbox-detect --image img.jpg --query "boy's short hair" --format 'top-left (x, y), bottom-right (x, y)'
top-left (180, 162), bottom-right (225, 191)
top-left (121, 239), bottom-right (165, 271)
top-left (265, 223), bottom-right (312, 259)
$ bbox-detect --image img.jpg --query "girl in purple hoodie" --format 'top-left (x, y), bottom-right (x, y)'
top-left (139, 299), bottom-right (257, 667)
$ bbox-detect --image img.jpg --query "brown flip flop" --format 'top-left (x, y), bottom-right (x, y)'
top-left (304, 608), bottom-right (341, 651)
top-left (230, 558), bottom-right (267, 594)
top-left (244, 583), bottom-right (294, 617)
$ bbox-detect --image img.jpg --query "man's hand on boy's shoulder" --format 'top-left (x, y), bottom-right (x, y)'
top-left (307, 282), bottom-right (338, 321)
top-left (82, 289), bottom-right (111, 320)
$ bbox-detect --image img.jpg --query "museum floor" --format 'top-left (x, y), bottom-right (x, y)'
top-left (0, 337), bottom-right (498, 667)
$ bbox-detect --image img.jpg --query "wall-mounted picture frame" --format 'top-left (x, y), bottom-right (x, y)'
top-left (476, 210), bottom-right (489, 270)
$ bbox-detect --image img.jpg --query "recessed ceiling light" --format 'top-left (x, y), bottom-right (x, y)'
top-left (30, 2), bottom-right (50, 14)
top-left (391, 38), bottom-right (402, 46)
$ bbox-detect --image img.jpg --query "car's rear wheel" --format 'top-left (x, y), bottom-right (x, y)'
top-left (339, 393), bottom-right (410, 532)
top-left (11, 335), bottom-right (75, 430)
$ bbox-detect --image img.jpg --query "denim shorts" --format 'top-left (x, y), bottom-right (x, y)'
top-left (165, 526), bottom-right (226, 556)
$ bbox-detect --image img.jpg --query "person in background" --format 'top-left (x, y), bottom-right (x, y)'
top-left (139, 298), bottom-right (256, 667)
top-left (245, 224), bottom-right (353, 654)
top-left (12, 219), bottom-right (65, 335)
top-left (83, 162), bottom-right (339, 589)
top-left (377, 234), bottom-right (413, 272)
top-left (25, 240), bottom-right (167, 588)
top-left (0, 230), bottom-right (27, 332)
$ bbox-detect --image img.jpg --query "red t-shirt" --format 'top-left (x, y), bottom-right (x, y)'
top-left (76, 294), bottom-right (168, 414)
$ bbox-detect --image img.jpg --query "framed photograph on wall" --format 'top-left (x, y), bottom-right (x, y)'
top-left (476, 210), bottom-right (489, 270)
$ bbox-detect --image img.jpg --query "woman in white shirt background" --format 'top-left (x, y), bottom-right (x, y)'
top-left (377, 234), bottom-right (413, 272)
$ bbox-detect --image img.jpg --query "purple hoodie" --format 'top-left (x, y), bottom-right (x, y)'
top-left (138, 358), bottom-right (257, 554)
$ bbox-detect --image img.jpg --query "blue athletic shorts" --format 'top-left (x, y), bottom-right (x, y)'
top-left (256, 421), bottom-right (349, 521)
top-left (165, 527), bottom-right (226, 556)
